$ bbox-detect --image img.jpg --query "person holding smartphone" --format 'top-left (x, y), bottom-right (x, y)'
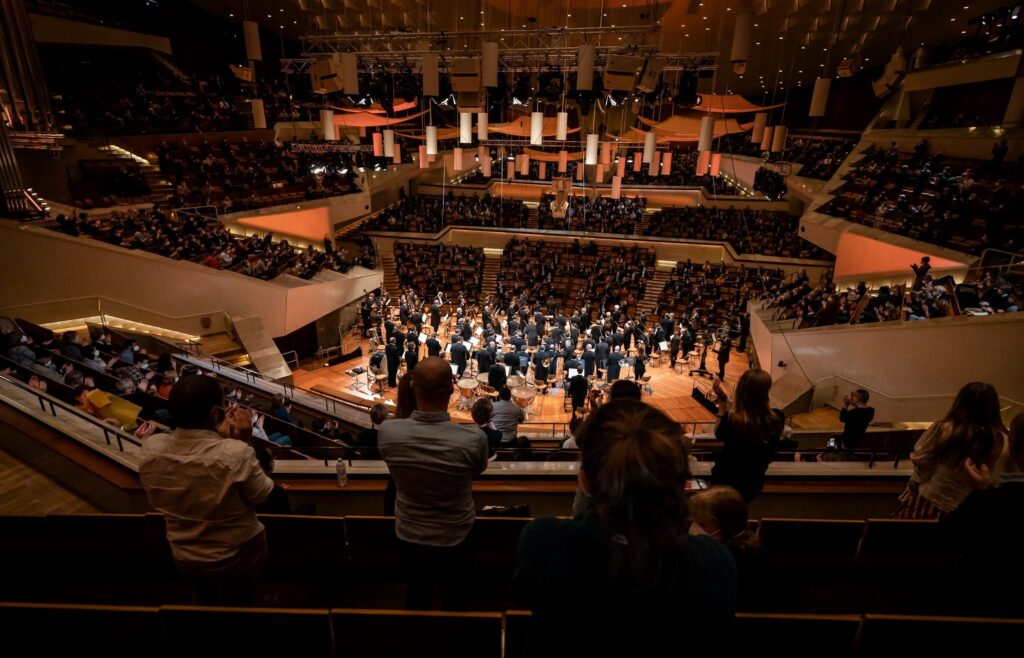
top-left (839, 389), bottom-right (875, 450)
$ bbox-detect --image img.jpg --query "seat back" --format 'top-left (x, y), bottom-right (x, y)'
top-left (331, 608), bottom-right (502, 658)
top-left (734, 613), bottom-right (862, 658)
top-left (160, 605), bottom-right (334, 658)
top-left (343, 516), bottom-right (401, 581)
top-left (259, 514), bottom-right (347, 581)
top-left (758, 519), bottom-right (865, 561)
top-left (854, 614), bottom-right (1024, 656)
top-left (504, 610), bottom-right (533, 658)
top-left (0, 602), bottom-right (163, 658)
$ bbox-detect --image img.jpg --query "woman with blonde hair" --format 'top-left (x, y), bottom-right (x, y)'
top-left (895, 382), bottom-right (1009, 519)
top-left (515, 399), bottom-right (736, 657)
top-left (711, 369), bottom-right (786, 502)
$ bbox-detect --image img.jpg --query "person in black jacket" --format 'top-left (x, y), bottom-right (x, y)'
top-left (385, 337), bottom-right (402, 387)
top-left (568, 373), bottom-right (589, 412)
top-left (425, 333), bottom-right (442, 358)
top-left (710, 370), bottom-right (785, 502)
top-left (716, 339), bottom-right (732, 379)
top-left (404, 340), bottom-right (419, 374)
top-left (450, 336), bottom-right (469, 377)
top-left (488, 362), bottom-right (507, 390)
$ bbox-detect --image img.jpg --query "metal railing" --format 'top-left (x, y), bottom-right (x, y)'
top-left (0, 373), bottom-right (143, 456)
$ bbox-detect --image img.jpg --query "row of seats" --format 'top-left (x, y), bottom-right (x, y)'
top-left (3, 602), bottom-right (1021, 658)
top-left (0, 514), bottom-right (972, 614)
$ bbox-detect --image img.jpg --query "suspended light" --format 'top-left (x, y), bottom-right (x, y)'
top-left (710, 153), bottom-right (722, 176)
top-left (480, 146), bottom-right (491, 177)
top-left (771, 126), bottom-right (789, 153)
top-left (460, 112), bottom-right (473, 144)
top-left (383, 129), bottom-right (395, 155)
top-left (453, 147), bottom-right (465, 170)
top-left (642, 131), bottom-right (656, 164)
top-left (611, 176), bottom-right (622, 199)
top-left (698, 115), bottom-right (715, 152)
top-left (558, 150), bottom-right (568, 173)
top-left (661, 151), bottom-right (672, 176)
top-left (320, 109), bottom-right (336, 141)
top-left (731, 12), bottom-right (754, 74)
top-left (426, 125), bottom-right (438, 155)
top-left (585, 134), bottom-right (599, 165)
top-left (760, 126), bottom-right (774, 152)
top-left (810, 77), bottom-right (831, 117)
top-left (392, 142), bottom-right (401, 164)
top-left (530, 112), bottom-right (544, 146)
top-left (577, 45), bottom-right (595, 91)
top-left (418, 145), bottom-right (428, 168)
top-left (477, 112), bottom-right (488, 141)
top-left (372, 132), bottom-right (383, 156)
top-left (750, 113), bottom-right (768, 143)
top-left (556, 111), bottom-right (568, 140)
top-left (696, 150), bottom-right (711, 175)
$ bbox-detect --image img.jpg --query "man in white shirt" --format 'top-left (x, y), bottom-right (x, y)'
top-left (138, 375), bottom-right (274, 604)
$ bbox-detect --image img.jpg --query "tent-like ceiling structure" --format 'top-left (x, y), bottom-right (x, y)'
top-left (523, 148), bottom-right (586, 161)
top-left (331, 99), bottom-right (419, 114)
top-left (488, 116), bottom-right (581, 138)
top-left (617, 114), bottom-right (751, 143)
top-left (394, 127), bottom-right (461, 140)
top-left (692, 94), bottom-right (785, 114)
top-left (333, 109), bottom-right (428, 128)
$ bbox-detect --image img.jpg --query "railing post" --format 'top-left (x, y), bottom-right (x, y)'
top-left (48, 400), bottom-right (57, 416)
top-left (116, 434), bottom-right (124, 451)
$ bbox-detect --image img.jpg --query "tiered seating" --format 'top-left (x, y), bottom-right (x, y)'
top-left (51, 208), bottom-right (375, 280)
top-left (620, 150), bottom-right (740, 194)
top-left (643, 206), bottom-right (832, 260)
top-left (818, 143), bottom-right (1024, 255)
top-left (157, 138), bottom-right (365, 213)
top-left (363, 194), bottom-right (528, 233)
top-left (657, 260), bottom-right (782, 331)
top-left (536, 194), bottom-right (646, 233)
top-left (719, 133), bottom-right (857, 181)
top-left (394, 243), bottom-right (484, 301)
top-left (494, 239), bottom-right (655, 313)
top-left (71, 160), bottom-right (151, 207)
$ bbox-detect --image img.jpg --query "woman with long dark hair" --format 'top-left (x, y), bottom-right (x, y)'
top-left (895, 382), bottom-right (1009, 519)
top-left (514, 400), bottom-right (736, 657)
top-left (711, 369), bottom-right (786, 501)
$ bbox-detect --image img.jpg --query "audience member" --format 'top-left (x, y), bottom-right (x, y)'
top-left (838, 389), bottom-right (875, 450)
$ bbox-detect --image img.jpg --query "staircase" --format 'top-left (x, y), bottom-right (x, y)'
top-left (635, 209), bottom-right (654, 235)
top-left (480, 252), bottom-right (502, 303)
top-left (150, 52), bottom-right (191, 85)
top-left (635, 269), bottom-right (672, 317)
top-left (525, 204), bottom-right (539, 230)
top-left (196, 332), bottom-right (251, 367)
top-left (380, 252), bottom-right (399, 296)
top-left (95, 144), bottom-right (173, 205)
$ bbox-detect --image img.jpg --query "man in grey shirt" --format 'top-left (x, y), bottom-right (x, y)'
top-left (378, 356), bottom-right (489, 610)
top-left (491, 386), bottom-right (526, 444)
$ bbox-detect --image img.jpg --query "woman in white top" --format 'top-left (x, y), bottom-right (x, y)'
top-left (894, 382), bottom-right (1010, 519)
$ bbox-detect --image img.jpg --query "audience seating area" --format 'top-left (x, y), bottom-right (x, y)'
top-left (70, 160), bottom-right (152, 208)
top-left (364, 193), bottom-right (528, 233)
top-left (393, 243), bottom-right (485, 302)
top-left (157, 138), bottom-right (366, 213)
top-left (818, 142), bottom-right (1024, 255)
top-left (51, 208), bottom-right (375, 280)
top-left (719, 133), bottom-right (858, 181)
top-left (658, 260), bottom-right (782, 332)
top-left (494, 239), bottom-right (655, 314)
top-left (536, 194), bottom-right (645, 234)
top-left (644, 206), bottom-right (831, 259)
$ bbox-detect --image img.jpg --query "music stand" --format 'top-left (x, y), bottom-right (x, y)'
top-left (689, 332), bottom-right (716, 379)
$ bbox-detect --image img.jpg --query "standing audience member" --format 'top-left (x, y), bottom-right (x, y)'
top-left (710, 370), bottom-right (785, 502)
top-left (491, 387), bottom-right (526, 445)
top-left (839, 389), bottom-right (875, 450)
top-left (137, 376), bottom-right (274, 605)
top-left (515, 400), bottom-right (736, 657)
top-left (894, 382), bottom-right (1010, 519)
top-left (378, 357), bottom-right (489, 610)
top-left (472, 398), bottom-right (503, 455)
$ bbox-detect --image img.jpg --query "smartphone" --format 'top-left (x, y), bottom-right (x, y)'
top-left (827, 437), bottom-right (838, 449)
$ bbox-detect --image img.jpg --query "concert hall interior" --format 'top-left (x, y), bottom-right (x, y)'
top-left (1, 0), bottom-right (1024, 654)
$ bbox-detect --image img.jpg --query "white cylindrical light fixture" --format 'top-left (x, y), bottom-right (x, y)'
top-left (383, 129), bottom-right (395, 155)
top-left (556, 111), bottom-right (568, 141)
top-left (577, 45), bottom-right (595, 91)
top-left (425, 125), bottom-right (438, 155)
top-left (642, 131), bottom-right (656, 164)
top-left (760, 126), bottom-right (775, 152)
top-left (730, 12), bottom-right (753, 74)
top-left (585, 134), bottom-right (599, 165)
top-left (771, 125), bottom-right (789, 153)
top-left (698, 115), bottom-right (716, 152)
top-left (250, 99), bottom-right (266, 129)
top-left (320, 109), bottom-right (336, 141)
top-left (459, 112), bottom-right (473, 144)
top-left (810, 77), bottom-right (831, 117)
top-left (751, 112), bottom-right (768, 143)
top-left (477, 112), bottom-right (488, 141)
top-left (530, 112), bottom-right (544, 146)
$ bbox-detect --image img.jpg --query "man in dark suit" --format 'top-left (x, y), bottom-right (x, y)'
top-left (716, 339), bottom-right (732, 379)
top-left (532, 348), bottom-right (549, 382)
top-left (660, 313), bottom-right (674, 341)
top-left (738, 312), bottom-right (751, 353)
top-left (681, 322), bottom-right (696, 357)
top-left (430, 302), bottom-right (441, 330)
top-left (425, 333), bottom-right (442, 358)
top-left (525, 320), bottom-right (539, 347)
top-left (475, 344), bottom-right (494, 375)
top-left (670, 333), bottom-right (681, 368)
top-left (510, 332), bottom-right (525, 352)
top-left (606, 348), bottom-right (622, 382)
top-left (568, 373), bottom-right (589, 412)
top-left (399, 300), bottom-right (410, 325)
top-left (385, 336), bottom-right (402, 387)
top-left (488, 362), bottom-right (507, 390)
top-left (503, 348), bottom-right (520, 371)
top-left (582, 346), bottom-right (596, 377)
top-left (534, 310), bottom-right (546, 337)
top-left (450, 336), bottom-right (469, 377)
top-left (384, 319), bottom-right (396, 343)
top-left (404, 340), bottom-right (419, 373)
top-left (595, 338), bottom-right (610, 371)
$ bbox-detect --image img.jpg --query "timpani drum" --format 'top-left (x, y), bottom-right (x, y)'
top-left (506, 374), bottom-right (525, 388)
top-left (476, 372), bottom-right (491, 385)
top-left (457, 377), bottom-right (479, 408)
top-left (511, 385), bottom-right (537, 414)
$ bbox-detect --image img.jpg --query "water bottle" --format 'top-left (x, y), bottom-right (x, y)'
top-left (336, 458), bottom-right (348, 487)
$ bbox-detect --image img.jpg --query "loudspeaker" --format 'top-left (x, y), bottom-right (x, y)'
top-left (482, 42), bottom-right (499, 87)
top-left (451, 58), bottom-right (481, 92)
top-left (341, 53), bottom-right (359, 95)
top-left (310, 56), bottom-right (343, 94)
top-left (422, 54), bottom-right (440, 97)
top-left (637, 57), bottom-right (661, 93)
top-left (243, 20), bottom-right (262, 61)
top-left (603, 55), bottom-right (643, 91)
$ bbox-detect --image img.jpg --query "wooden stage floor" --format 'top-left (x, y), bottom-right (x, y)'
top-left (292, 334), bottom-right (754, 428)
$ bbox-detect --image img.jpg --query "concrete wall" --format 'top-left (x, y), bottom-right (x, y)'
top-left (750, 306), bottom-right (1024, 423)
top-left (0, 223), bottom-right (380, 338)
top-left (29, 14), bottom-right (172, 53)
